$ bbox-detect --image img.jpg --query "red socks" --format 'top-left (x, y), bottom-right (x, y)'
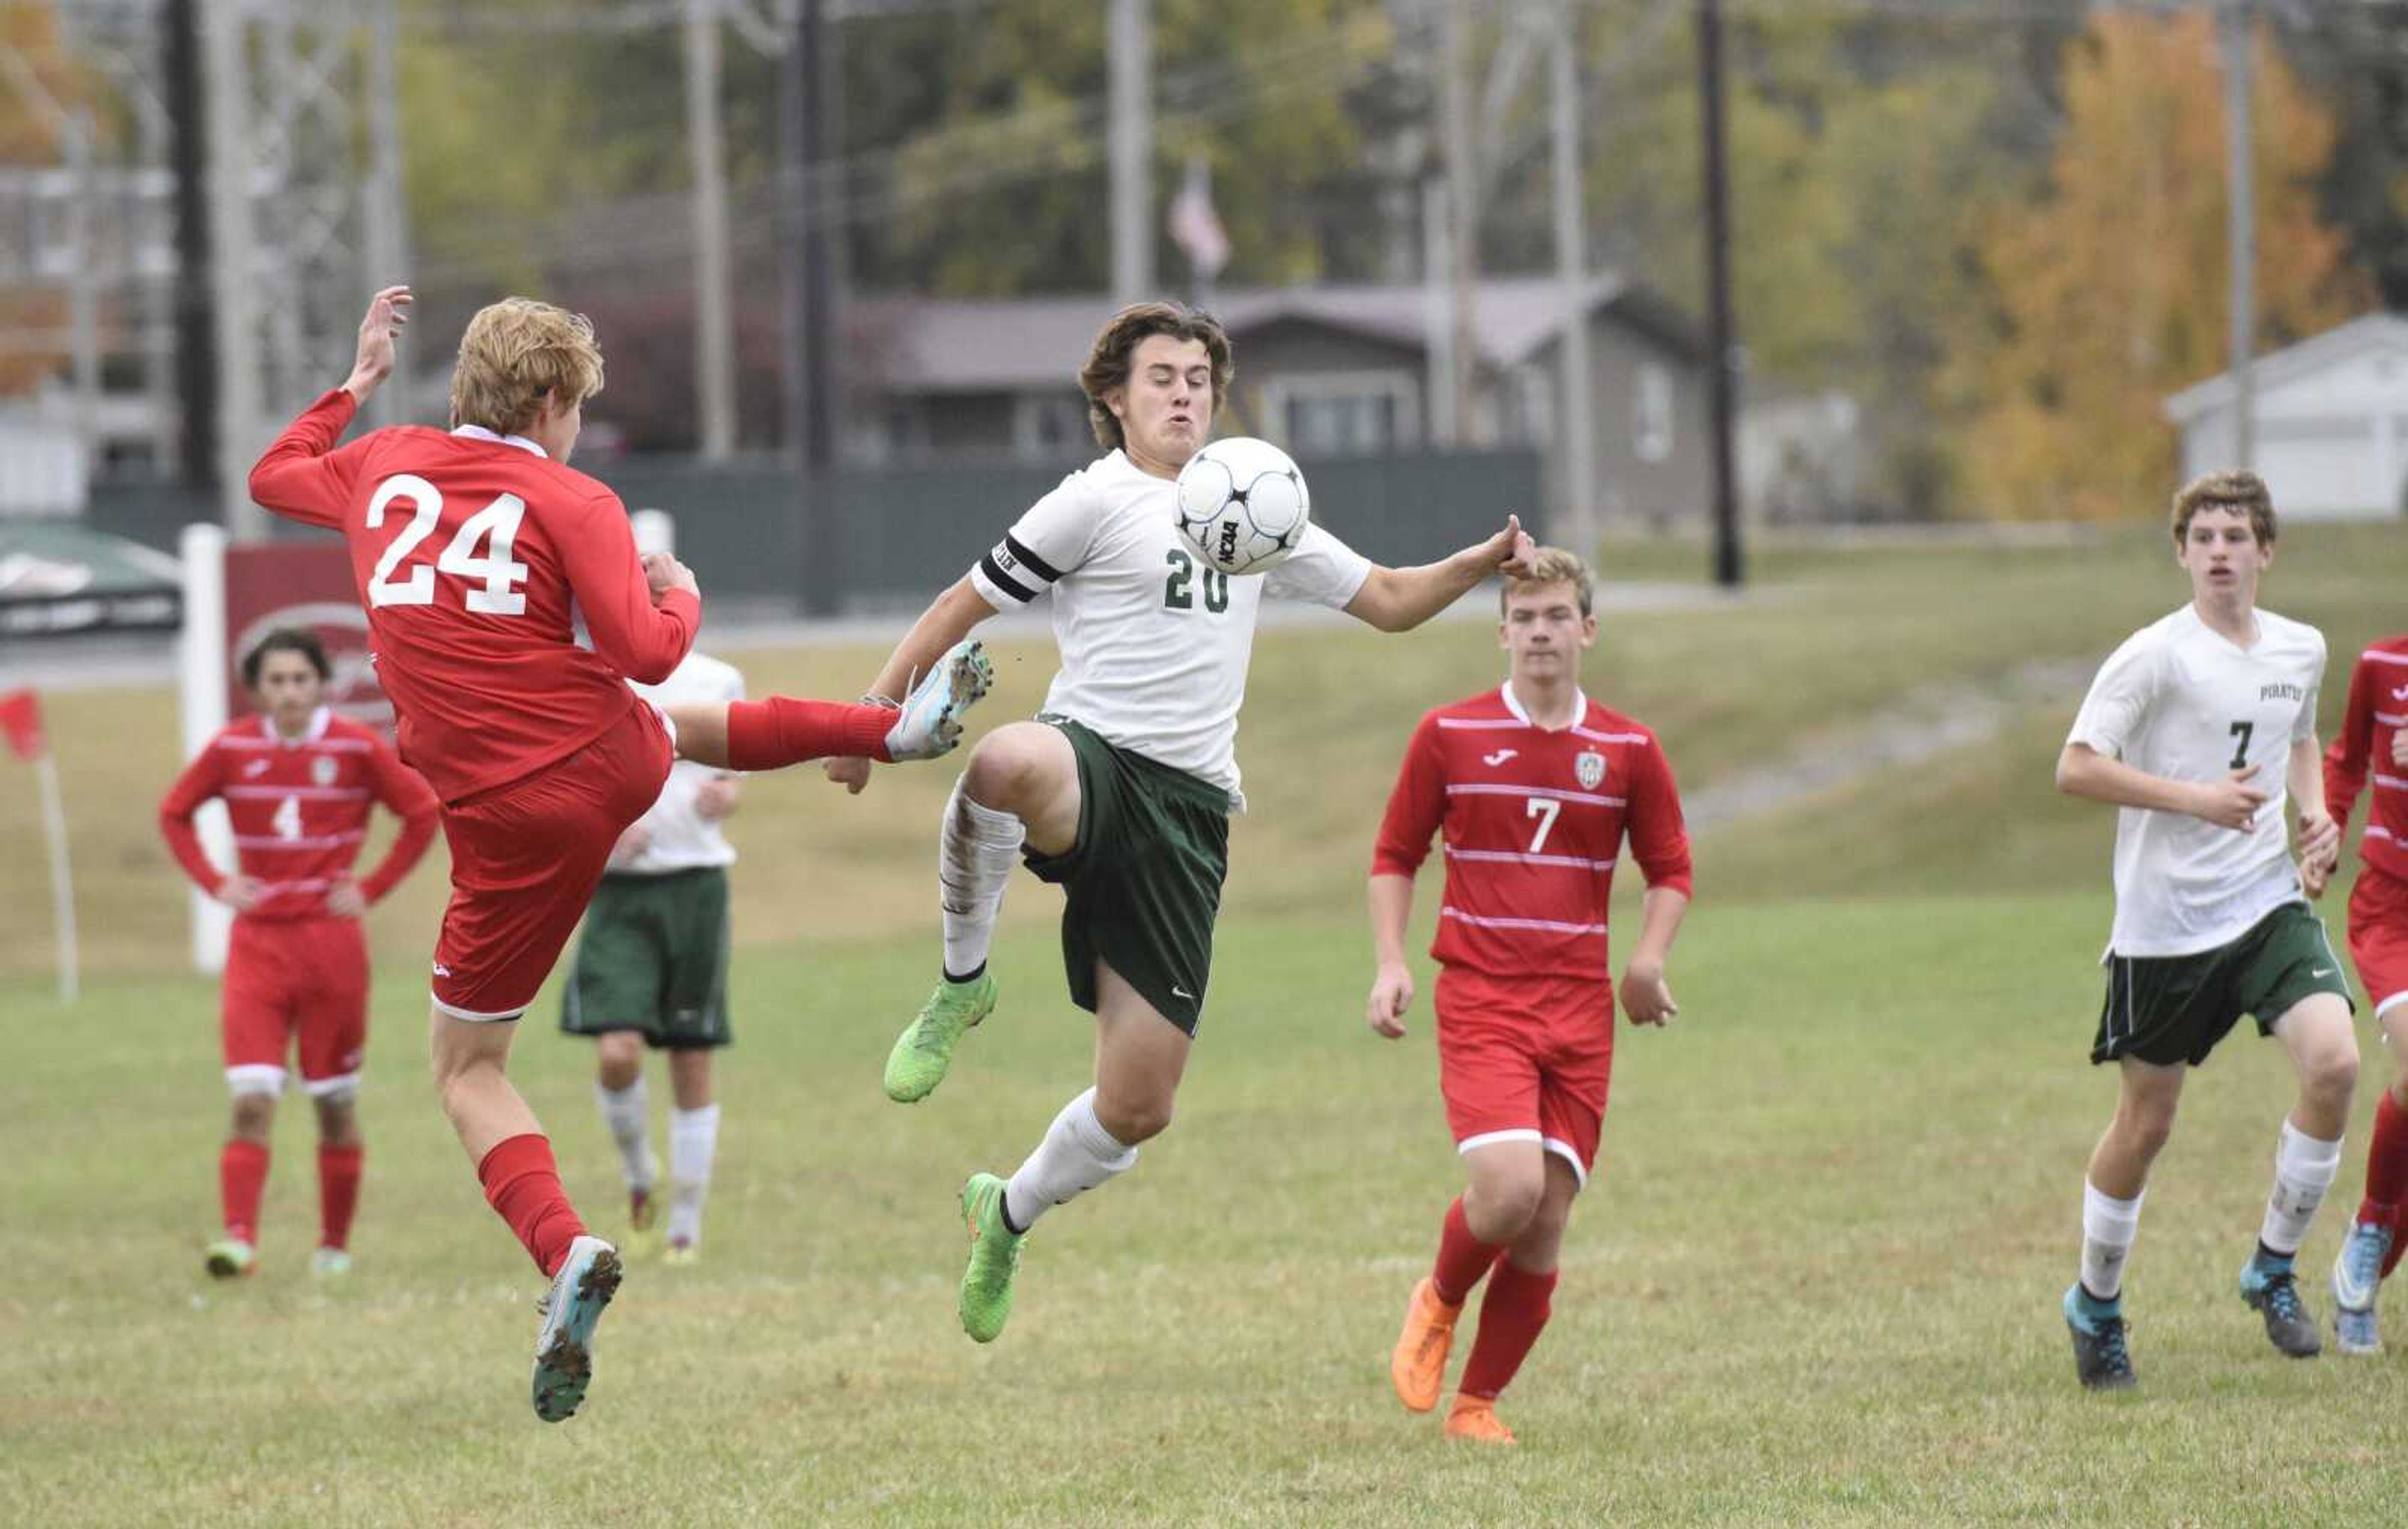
top-left (478, 1133), bottom-right (587, 1278)
top-left (1458, 1261), bottom-right (1560, 1400)
top-left (220, 1139), bottom-right (269, 1244)
top-left (724, 698), bottom-right (895, 771)
top-left (318, 1144), bottom-right (364, 1252)
top-left (2366, 1091), bottom-right (2408, 1279)
top-left (1432, 1196), bottom-right (1506, 1306)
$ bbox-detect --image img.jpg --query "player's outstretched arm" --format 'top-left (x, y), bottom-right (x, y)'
top-left (1343, 515), bottom-right (1538, 633)
top-left (825, 576), bottom-right (1001, 795)
top-left (247, 287), bottom-right (411, 529)
top-left (2056, 743), bottom-right (2266, 832)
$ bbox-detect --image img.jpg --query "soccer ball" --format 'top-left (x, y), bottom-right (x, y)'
top-left (1173, 436), bottom-right (1311, 576)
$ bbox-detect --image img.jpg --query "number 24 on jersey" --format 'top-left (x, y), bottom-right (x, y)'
top-left (364, 474), bottom-right (529, 615)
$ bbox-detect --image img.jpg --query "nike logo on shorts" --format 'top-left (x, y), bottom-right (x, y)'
top-left (1171, 985), bottom-right (1195, 1000)
top-left (2312, 968), bottom-right (2335, 978)
top-left (1482, 749), bottom-right (1518, 767)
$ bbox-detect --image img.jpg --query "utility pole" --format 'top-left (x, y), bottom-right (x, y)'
top-left (2222, 0), bottom-right (2256, 470)
top-left (787, 0), bottom-right (841, 613)
top-left (1440, 0), bottom-right (1479, 445)
top-left (201, 0), bottom-right (263, 536)
top-left (361, 0), bottom-right (410, 426)
top-left (1697, 0), bottom-right (1741, 588)
top-left (686, 0), bottom-right (736, 459)
top-left (1109, 0), bottom-right (1153, 305)
top-left (165, 0), bottom-right (214, 490)
top-left (1550, 0), bottom-right (1595, 556)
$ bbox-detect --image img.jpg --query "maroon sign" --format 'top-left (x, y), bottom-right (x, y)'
top-left (222, 542), bottom-right (392, 733)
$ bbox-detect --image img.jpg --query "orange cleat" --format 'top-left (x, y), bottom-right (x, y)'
top-left (1444, 1394), bottom-right (1517, 1445)
top-left (1390, 1276), bottom-right (1464, 1413)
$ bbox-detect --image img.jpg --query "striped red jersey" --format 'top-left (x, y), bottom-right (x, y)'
top-left (159, 708), bottom-right (440, 921)
top-left (2327, 635), bottom-right (2408, 887)
top-left (1372, 685), bottom-right (1692, 982)
top-left (247, 389), bottom-right (700, 802)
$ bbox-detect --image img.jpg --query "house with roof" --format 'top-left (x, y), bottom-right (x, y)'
top-left (836, 274), bottom-right (1709, 534)
top-left (2163, 313), bottom-right (2408, 520)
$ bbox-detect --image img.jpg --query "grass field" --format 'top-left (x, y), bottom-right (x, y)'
top-left (8, 526), bottom-right (2408, 1524)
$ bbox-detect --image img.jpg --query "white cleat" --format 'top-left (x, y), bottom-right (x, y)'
top-left (531, 1235), bottom-right (623, 1423)
top-left (310, 1247), bottom-right (354, 1279)
top-left (2333, 1219), bottom-right (2393, 1356)
top-left (884, 640), bottom-right (992, 761)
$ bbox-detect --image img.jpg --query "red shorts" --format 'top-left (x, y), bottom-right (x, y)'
top-left (2350, 865), bottom-right (2408, 1022)
top-left (222, 914), bottom-right (369, 1096)
top-left (1433, 967), bottom-right (1614, 1188)
top-left (431, 702), bottom-right (673, 1022)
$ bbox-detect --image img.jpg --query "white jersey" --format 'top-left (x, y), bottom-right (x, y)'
top-left (2067, 603), bottom-right (2325, 958)
top-left (968, 449), bottom-right (1373, 805)
top-left (618, 652), bottom-right (744, 875)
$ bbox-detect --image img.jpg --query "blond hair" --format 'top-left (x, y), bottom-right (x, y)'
top-left (1077, 300), bottom-right (1234, 451)
top-left (2170, 470), bottom-right (2276, 546)
top-left (1501, 546), bottom-right (1593, 618)
top-left (448, 298), bottom-right (606, 436)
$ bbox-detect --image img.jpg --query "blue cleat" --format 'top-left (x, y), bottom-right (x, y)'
top-left (2063, 1283), bottom-right (2136, 1390)
top-left (2239, 1250), bottom-right (2321, 1358)
top-left (2331, 1218), bottom-right (2393, 1356)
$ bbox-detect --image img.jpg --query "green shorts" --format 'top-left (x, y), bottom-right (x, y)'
top-left (1023, 718), bottom-right (1230, 1035)
top-left (561, 866), bottom-right (733, 1050)
top-left (2091, 901), bottom-right (2353, 1067)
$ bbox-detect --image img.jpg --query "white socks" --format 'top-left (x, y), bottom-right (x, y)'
top-left (2260, 1121), bottom-right (2343, 1256)
top-left (940, 780), bottom-right (1026, 981)
top-left (667, 1102), bottom-right (721, 1248)
top-left (2080, 1180), bottom-right (2144, 1301)
top-left (596, 1078), bottom-right (657, 1192)
top-left (1003, 1087), bottom-right (1136, 1232)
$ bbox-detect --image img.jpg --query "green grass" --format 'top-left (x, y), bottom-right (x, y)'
top-left (9, 898), bottom-right (2408, 1527)
top-left (11, 524), bottom-right (2408, 1522)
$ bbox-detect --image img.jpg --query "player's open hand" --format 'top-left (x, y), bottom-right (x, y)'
top-left (2193, 766), bottom-right (2268, 832)
top-left (216, 873), bottom-right (267, 913)
top-left (642, 551), bottom-right (699, 603)
top-left (1366, 961), bottom-right (1415, 1039)
top-left (344, 285), bottom-right (411, 403)
top-left (1486, 514), bottom-right (1538, 579)
top-left (825, 755), bottom-right (872, 795)
top-left (2392, 727), bottom-right (2408, 769)
top-left (322, 876), bottom-right (369, 918)
top-left (1619, 960), bottom-right (1679, 1027)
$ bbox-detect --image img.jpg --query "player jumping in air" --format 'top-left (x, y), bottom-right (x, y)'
top-left (1366, 548), bottom-right (1692, 1445)
top-left (825, 299), bottom-right (1535, 1345)
top-left (161, 628), bottom-right (439, 1280)
top-left (2056, 470), bottom-right (2350, 1390)
top-left (247, 286), bottom-right (990, 1421)
top-left (2323, 630), bottom-right (2408, 1352)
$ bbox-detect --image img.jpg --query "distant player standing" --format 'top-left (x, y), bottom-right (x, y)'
top-left (247, 285), bottom-right (988, 1421)
top-left (2323, 632), bottom-right (2408, 1352)
top-left (562, 649), bottom-right (746, 1265)
top-left (826, 300), bottom-right (1536, 1343)
top-left (1366, 549), bottom-right (1692, 1445)
top-left (2055, 470), bottom-right (2351, 1390)
top-left (159, 628), bottom-right (438, 1279)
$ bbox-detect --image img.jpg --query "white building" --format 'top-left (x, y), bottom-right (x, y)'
top-left (2163, 313), bottom-right (2408, 521)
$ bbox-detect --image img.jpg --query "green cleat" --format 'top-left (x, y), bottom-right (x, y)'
top-left (957, 1172), bottom-right (1024, 1343)
top-left (885, 971), bottom-right (997, 1103)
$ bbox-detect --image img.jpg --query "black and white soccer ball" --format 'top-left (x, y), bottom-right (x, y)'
top-left (1173, 436), bottom-right (1311, 577)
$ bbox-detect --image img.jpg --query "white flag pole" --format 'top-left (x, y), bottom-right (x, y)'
top-left (32, 750), bottom-right (77, 1003)
top-left (179, 522), bottom-right (232, 975)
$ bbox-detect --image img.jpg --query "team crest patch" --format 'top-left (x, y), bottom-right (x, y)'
top-left (1574, 750), bottom-right (1607, 790)
top-left (312, 754), bottom-right (339, 786)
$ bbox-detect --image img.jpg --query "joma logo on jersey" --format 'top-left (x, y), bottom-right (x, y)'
top-left (2261, 682), bottom-right (2304, 702)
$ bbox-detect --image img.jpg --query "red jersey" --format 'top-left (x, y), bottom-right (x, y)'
top-left (160, 707), bottom-right (440, 921)
top-left (2326, 636), bottom-right (2408, 888)
top-left (1372, 685), bottom-right (1692, 982)
top-left (247, 389), bottom-right (701, 802)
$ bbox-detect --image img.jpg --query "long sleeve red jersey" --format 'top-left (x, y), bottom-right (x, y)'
top-left (247, 389), bottom-right (700, 802)
top-left (1372, 685), bottom-right (1692, 982)
top-left (160, 707), bottom-right (440, 919)
top-left (2326, 637), bottom-right (2408, 887)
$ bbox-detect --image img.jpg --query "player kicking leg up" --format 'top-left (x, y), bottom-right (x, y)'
top-left (434, 655), bottom-right (990, 1420)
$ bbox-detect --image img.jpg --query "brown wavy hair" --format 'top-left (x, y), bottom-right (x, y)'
top-left (448, 297), bottom-right (606, 435)
top-left (2170, 470), bottom-right (2276, 546)
top-left (1077, 301), bottom-right (1234, 452)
